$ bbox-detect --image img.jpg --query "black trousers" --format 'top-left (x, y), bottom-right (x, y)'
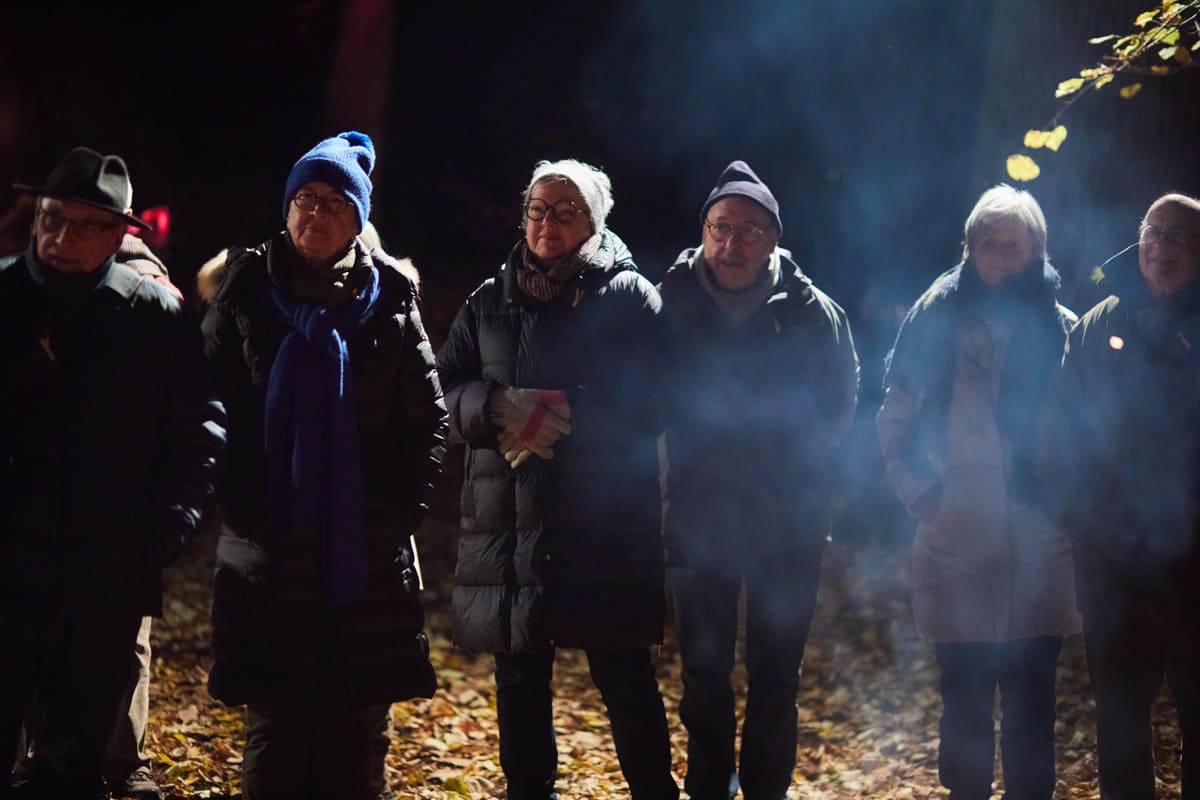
top-left (1082, 587), bottom-right (1200, 800)
top-left (934, 636), bottom-right (1063, 800)
top-left (242, 700), bottom-right (391, 800)
top-left (493, 648), bottom-right (678, 800)
top-left (668, 546), bottom-right (822, 800)
top-left (0, 604), bottom-right (142, 800)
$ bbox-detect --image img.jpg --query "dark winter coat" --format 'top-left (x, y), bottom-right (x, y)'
top-left (657, 248), bottom-right (859, 566)
top-left (201, 233), bottom-right (446, 708)
top-left (436, 230), bottom-right (666, 654)
top-left (880, 261), bottom-right (1079, 642)
top-left (0, 252), bottom-right (225, 615)
top-left (1046, 257), bottom-right (1200, 604)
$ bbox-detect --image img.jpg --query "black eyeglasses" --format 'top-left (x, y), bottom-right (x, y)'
top-left (525, 198), bottom-right (584, 224)
top-left (1139, 224), bottom-right (1194, 250)
top-left (704, 220), bottom-right (771, 245)
top-left (292, 190), bottom-right (349, 215)
top-left (36, 208), bottom-right (121, 239)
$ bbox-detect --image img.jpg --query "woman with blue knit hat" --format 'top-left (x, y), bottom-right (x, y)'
top-left (200, 132), bottom-right (448, 800)
top-left (437, 159), bottom-right (679, 800)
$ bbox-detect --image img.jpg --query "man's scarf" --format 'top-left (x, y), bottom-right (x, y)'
top-left (264, 264), bottom-right (381, 606)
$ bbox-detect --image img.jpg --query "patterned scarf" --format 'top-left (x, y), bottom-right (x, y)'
top-left (264, 260), bottom-right (381, 606)
top-left (515, 234), bottom-right (602, 301)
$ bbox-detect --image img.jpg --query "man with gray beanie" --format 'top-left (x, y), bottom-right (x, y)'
top-left (202, 131), bottom-right (447, 799)
top-left (657, 160), bottom-right (859, 800)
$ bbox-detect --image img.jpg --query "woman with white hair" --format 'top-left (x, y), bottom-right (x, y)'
top-left (437, 159), bottom-right (678, 800)
top-left (877, 185), bottom-right (1080, 799)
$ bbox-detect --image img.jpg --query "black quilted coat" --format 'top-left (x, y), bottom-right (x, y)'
top-left (201, 234), bottom-right (446, 707)
top-left (436, 230), bottom-right (666, 654)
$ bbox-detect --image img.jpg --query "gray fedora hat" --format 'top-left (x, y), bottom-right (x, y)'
top-left (14, 147), bottom-right (151, 230)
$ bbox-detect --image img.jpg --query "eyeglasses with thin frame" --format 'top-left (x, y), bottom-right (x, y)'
top-left (525, 198), bottom-right (584, 224)
top-left (704, 219), bottom-right (771, 245)
top-left (292, 190), bottom-right (349, 215)
top-left (1139, 224), bottom-right (1194, 250)
top-left (36, 207), bottom-right (121, 239)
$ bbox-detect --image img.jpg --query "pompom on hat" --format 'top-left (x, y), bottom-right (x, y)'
top-left (283, 131), bottom-right (375, 233)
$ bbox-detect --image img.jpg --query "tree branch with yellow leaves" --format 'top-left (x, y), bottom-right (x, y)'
top-left (1007, 0), bottom-right (1199, 181)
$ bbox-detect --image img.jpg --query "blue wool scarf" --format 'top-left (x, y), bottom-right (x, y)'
top-left (264, 263), bottom-right (381, 606)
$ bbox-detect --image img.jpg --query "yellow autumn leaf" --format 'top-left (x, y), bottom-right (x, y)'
top-left (1091, 266), bottom-right (1106, 283)
top-left (1120, 82), bottom-right (1143, 98)
top-left (1024, 130), bottom-right (1049, 148)
top-left (1164, 2), bottom-right (1187, 18)
top-left (1152, 64), bottom-right (1172, 73)
top-left (1006, 154), bottom-right (1041, 182)
top-left (1193, 38), bottom-right (1200, 50)
top-left (1094, 73), bottom-right (1115, 89)
top-left (1056, 77), bottom-right (1085, 98)
top-left (1135, 10), bottom-right (1158, 26)
top-left (1158, 45), bottom-right (1178, 59)
top-left (1175, 46), bottom-right (1193, 64)
top-left (1045, 125), bottom-right (1068, 152)
top-left (1163, 26), bottom-right (1181, 44)
top-left (1088, 34), bottom-right (1117, 44)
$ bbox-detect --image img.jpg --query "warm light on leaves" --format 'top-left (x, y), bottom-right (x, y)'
top-left (1006, 154), bottom-right (1041, 181)
top-left (1136, 10), bottom-right (1158, 26)
top-left (1093, 73), bottom-right (1115, 89)
top-left (1025, 126), bottom-right (1068, 151)
top-left (1120, 82), bottom-right (1144, 98)
top-left (1089, 34), bottom-right (1117, 44)
top-left (1045, 125), bottom-right (1068, 151)
top-left (1160, 26), bottom-right (1182, 44)
top-left (1159, 45), bottom-right (1180, 59)
top-left (1055, 77), bottom-right (1085, 97)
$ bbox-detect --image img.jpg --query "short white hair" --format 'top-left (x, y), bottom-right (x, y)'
top-left (962, 184), bottom-right (1048, 262)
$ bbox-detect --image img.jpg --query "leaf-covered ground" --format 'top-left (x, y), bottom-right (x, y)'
top-left (145, 522), bottom-right (1184, 800)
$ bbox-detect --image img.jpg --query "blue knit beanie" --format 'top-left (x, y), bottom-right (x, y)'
top-left (283, 131), bottom-right (375, 233)
top-left (701, 160), bottom-right (782, 236)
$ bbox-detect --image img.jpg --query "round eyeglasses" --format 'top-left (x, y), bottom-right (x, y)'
top-left (1139, 224), bottom-right (1193, 250)
top-left (704, 220), bottom-right (770, 245)
top-left (292, 190), bottom-right (349, 215)
top-left (36, 208), bottom-right (121, 239)
top-left (525, 198), bottom-right (584, 224)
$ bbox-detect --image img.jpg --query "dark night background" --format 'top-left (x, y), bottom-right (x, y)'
top-left (3, 0), bottom-right (1198, 545)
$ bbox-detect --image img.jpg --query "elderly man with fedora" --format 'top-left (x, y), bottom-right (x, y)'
top-left (0, 147), bottom-right (226, 798)
top-left (657, 161), bottom-right (859, 800)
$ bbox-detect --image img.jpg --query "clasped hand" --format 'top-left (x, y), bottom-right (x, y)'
top-left (488, 387), bottom-right (572, 468)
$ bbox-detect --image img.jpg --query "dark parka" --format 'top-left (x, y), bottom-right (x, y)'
top-left (201, 234), bottom-right (446, 708)
top-left (0, 252), bottom-right (226, 614)
top-left (658, 248), bottom-right (859, 565)
top-left (436, 230), bottom-right (665, 654)
top-left (1046, 258), bottom-right (1200, 604)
